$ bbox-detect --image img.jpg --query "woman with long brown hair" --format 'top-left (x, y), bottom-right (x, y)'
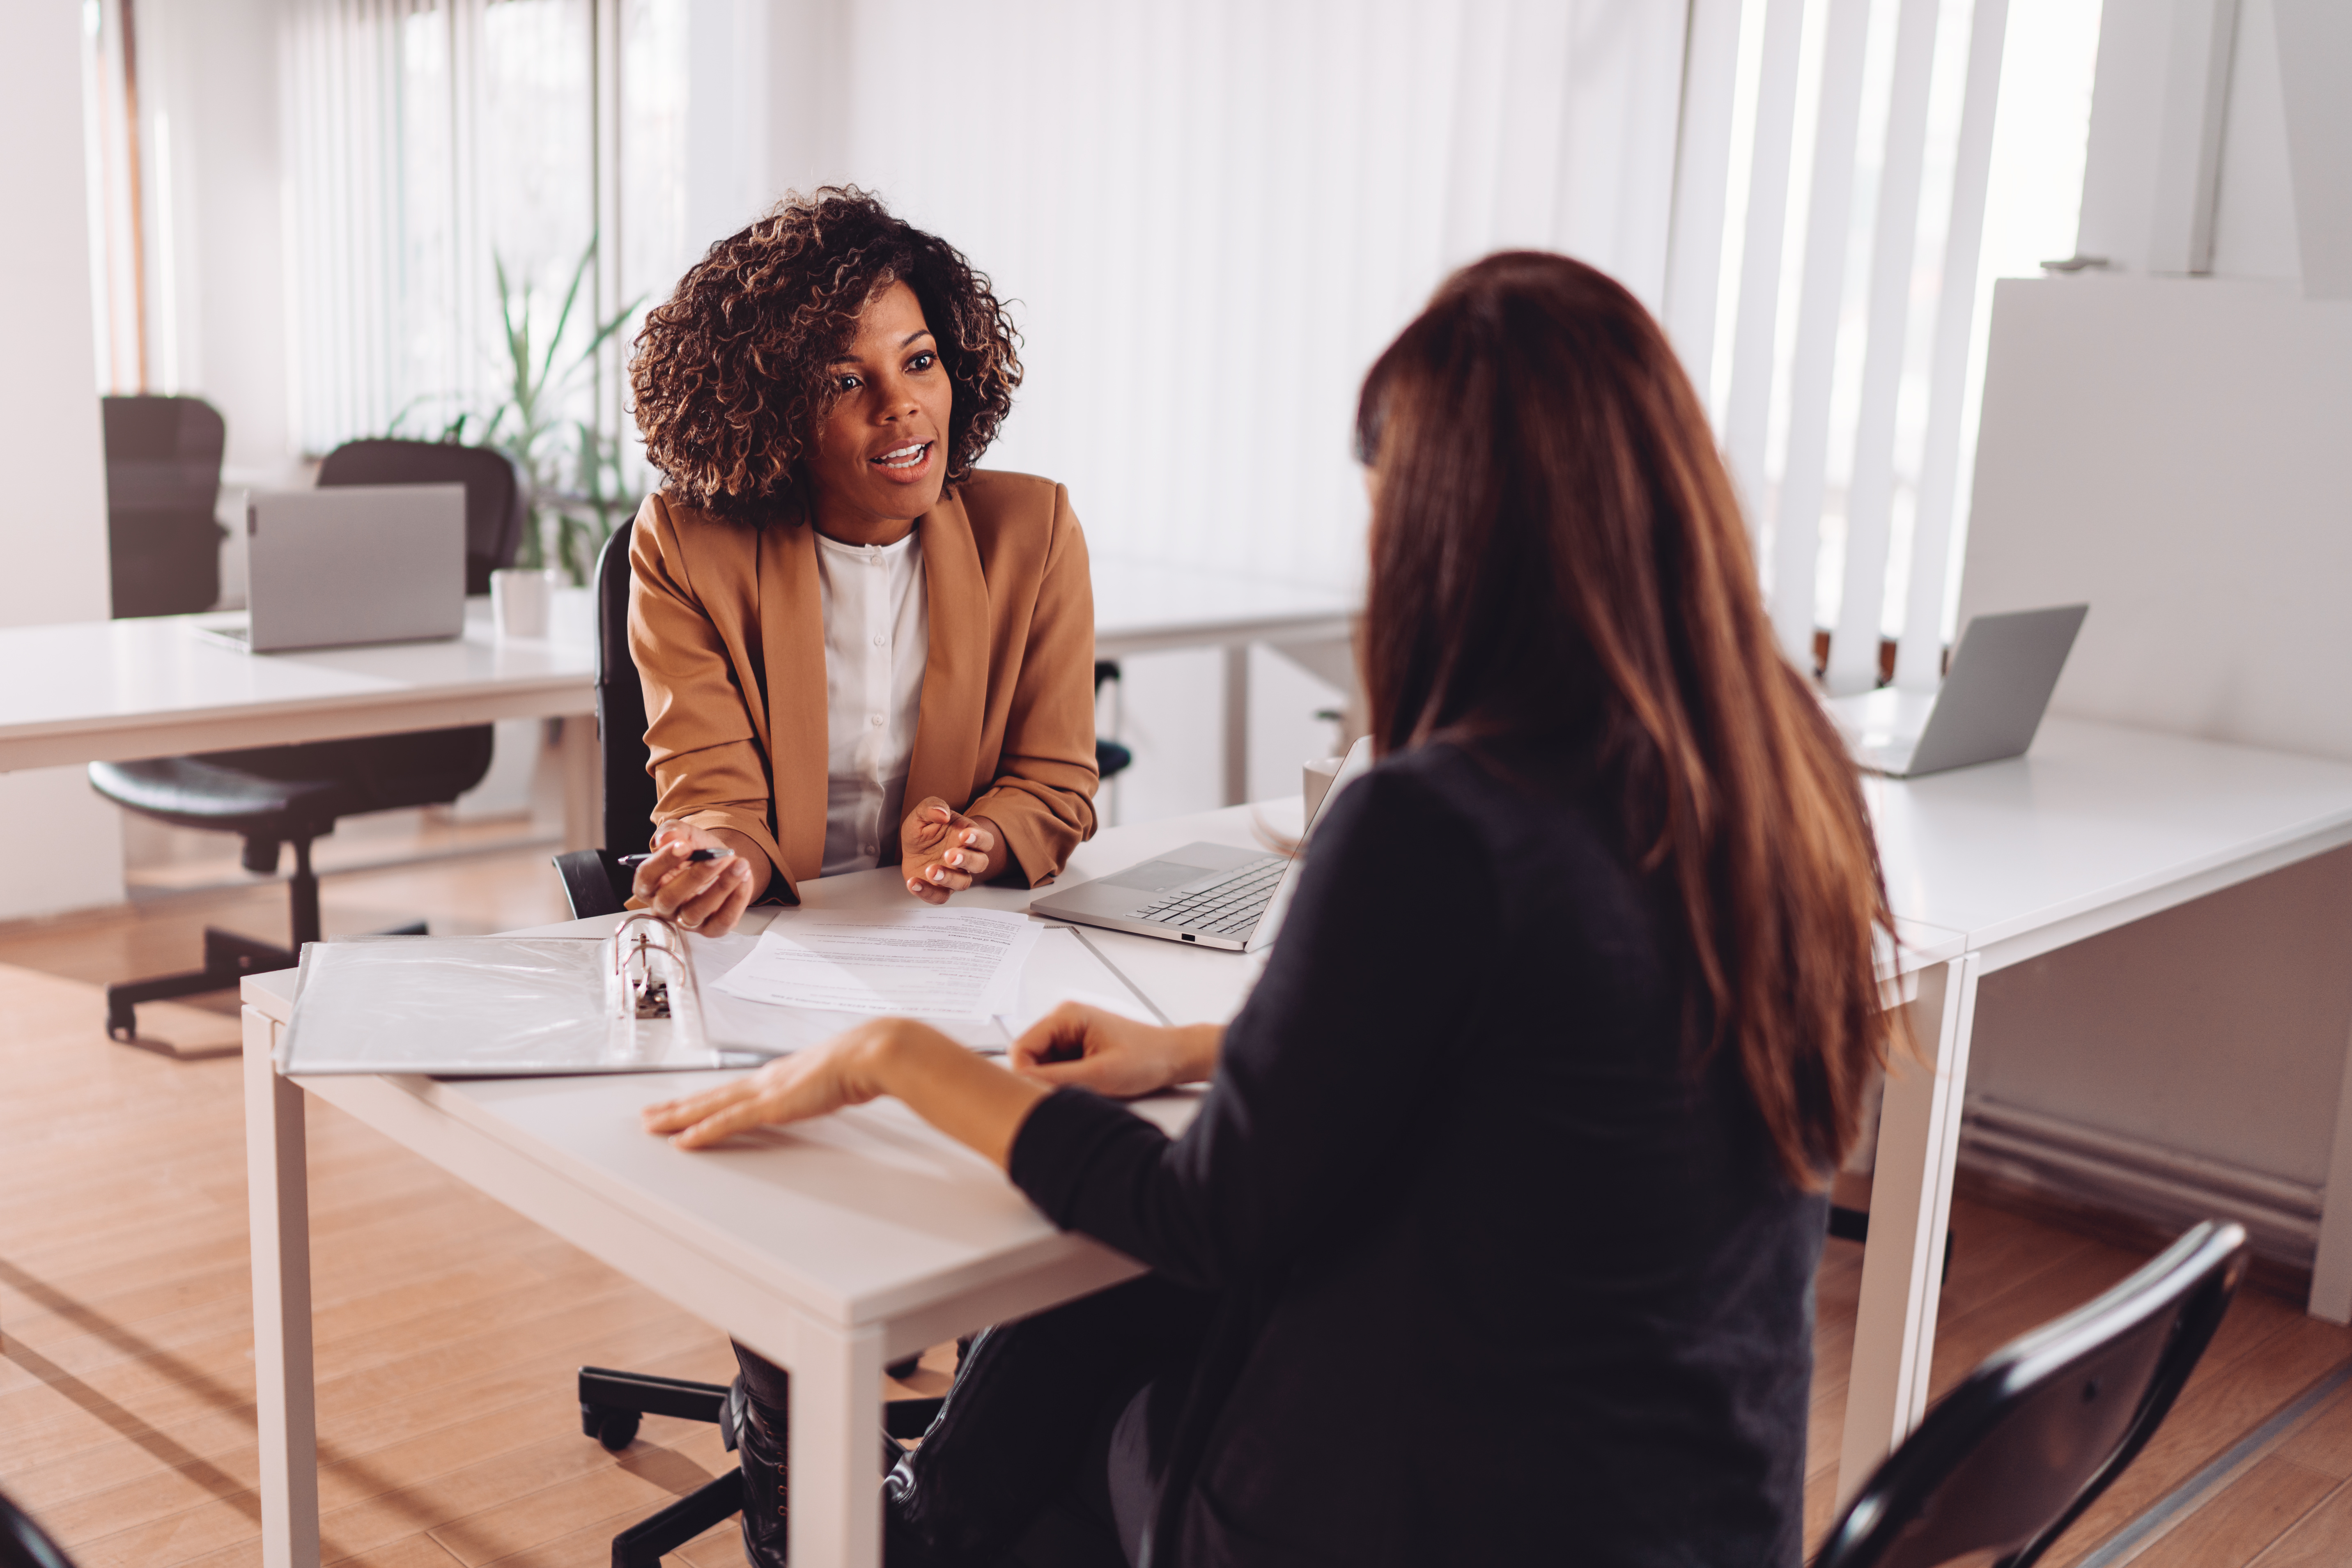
top-left (645, 250), bottom-right (1896, 1566)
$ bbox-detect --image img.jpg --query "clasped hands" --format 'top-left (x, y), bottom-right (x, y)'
top-left (642, 1003), bottom-right (1224, 1159)
top-left (629, 796), bottom-right (1005, 937)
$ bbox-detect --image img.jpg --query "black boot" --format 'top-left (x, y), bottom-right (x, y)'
top-left (730, 1365), bottom-right (921, 1568)
top-left (732, 1375), bottom-right (792, 1568)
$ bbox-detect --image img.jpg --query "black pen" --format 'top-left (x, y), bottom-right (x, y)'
top-left (618, 847), bottom-right (734, 867)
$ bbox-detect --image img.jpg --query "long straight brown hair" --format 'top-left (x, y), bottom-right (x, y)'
top-left (1357, 251), bottom-right (1895, 1188)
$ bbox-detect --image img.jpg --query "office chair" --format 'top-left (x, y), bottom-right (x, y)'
top-left (553, 525), bottom-right (1134, 921)
top-left (1815, 1218), bottom-right (2248, 1568)
top-left (575, 1366), bottom-right (943, 1568)
top-left (87, 440), bottom-right (527, 1046)
top-left (2, 1485), bottom-right (74, 1568)
top-left (102, 395), bottom-right (226, 618)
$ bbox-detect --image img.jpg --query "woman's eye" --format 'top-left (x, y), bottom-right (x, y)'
top-left (908, 352), bottom-right (935, 372)
top-left (836, 373), bottom-right (863, 390)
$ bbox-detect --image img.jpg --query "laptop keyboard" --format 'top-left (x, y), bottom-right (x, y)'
top-left (1133, 855), bottom-right (1288, 938)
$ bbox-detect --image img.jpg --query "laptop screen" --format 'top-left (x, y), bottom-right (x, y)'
top-left (1245, 734), bottom-right (1376, 954)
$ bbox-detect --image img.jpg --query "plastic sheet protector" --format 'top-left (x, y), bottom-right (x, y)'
top-left (278, 935), bottom-right (740, 1076)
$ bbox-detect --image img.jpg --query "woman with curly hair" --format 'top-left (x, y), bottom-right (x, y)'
top-left (622, 187), bottom-right (1096, 938)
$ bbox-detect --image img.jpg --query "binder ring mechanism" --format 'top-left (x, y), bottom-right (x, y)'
top-left (606, 910), bottom-right (710, 1065)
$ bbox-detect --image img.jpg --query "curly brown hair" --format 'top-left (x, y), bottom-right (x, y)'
top-left (629, 187), bottom-right (1022, 524)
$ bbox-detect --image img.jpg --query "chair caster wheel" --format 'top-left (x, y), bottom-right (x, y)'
top-left (583, 1405), bottom-right (640, 1452)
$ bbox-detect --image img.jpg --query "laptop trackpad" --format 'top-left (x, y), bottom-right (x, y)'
top-left (1100, 859), bottom-right (1212, 891)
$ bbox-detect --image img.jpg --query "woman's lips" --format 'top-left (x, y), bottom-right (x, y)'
top-left (870, 441), bottom-right (934, 483)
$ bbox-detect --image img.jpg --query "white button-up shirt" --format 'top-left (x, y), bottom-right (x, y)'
top-left (815, 528), bottom-right (929, 877)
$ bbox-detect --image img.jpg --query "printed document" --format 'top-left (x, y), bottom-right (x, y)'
top-left (713, 907), bottom-right (1043, 1019)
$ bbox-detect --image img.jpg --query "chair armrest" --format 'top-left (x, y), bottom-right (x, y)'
top-left (552, 849), bottom-right (629, 920)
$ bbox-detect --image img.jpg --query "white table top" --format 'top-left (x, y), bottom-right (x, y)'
top-left (0, 594), bottom-right (597, 770)
top-left (1867, 716), bottom-right (2352, 969)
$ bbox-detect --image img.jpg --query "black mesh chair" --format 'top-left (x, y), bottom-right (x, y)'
top-left (103, 395), bottom-right (226, 618)
top-left (87, 441), bottom-right (527, 1045)
top-left (1817, 1219), bottom-right (2248, 1568)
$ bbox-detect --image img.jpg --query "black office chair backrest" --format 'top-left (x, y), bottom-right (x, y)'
top-left (102, 394), bottom-right (226, 618)
top-left (1816, 1219), bottom-right (2249, 1568)
top-left (1, 1485), bottom-right (74, 1568)
top-left (595, 519), bottom-right (657, 860)
top-left (316, 439), bottom-right (526, 595)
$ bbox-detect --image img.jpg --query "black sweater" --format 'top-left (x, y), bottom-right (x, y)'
top-left (1010, 741), bottom-right (1824, 1566)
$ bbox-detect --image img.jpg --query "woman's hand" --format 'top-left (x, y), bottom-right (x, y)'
top-left (643, 1018), bottom-right (902, 1148)
top-left (1009, 1005), bottom-right (1224, 1098)
top-left (900, 799), bottom-right (1005, 904)
top-left (633, 821), bottom-right (764, 936)
top-left (644, 1016), bottom-right (1051, 1168)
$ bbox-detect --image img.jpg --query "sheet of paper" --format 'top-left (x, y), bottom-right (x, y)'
top-left (713, 907), bottom-right (1043, 1019)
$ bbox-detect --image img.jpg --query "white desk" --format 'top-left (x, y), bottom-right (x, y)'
top-left (0, 597), bottom-right (603, 849)
top-left (1091, 558), bottom-right (1357, 807)
top-left (239, 797), bottom-right (1962, 1566)
top-left (1838, 716), bottom-right (2352, 1500)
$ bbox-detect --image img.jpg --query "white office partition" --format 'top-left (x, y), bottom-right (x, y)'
top-left (1958, 276), bottom-right (2352, 758)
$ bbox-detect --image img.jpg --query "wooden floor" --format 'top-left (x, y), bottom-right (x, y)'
top-left (6, 844), bottom-right (2352, 1565)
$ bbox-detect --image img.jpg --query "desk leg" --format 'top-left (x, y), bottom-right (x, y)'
top-left (559, 712), bottom-right (600, 854)
top-left (789, 1312), bottom-right (887, 1566)
top-left (1222, 643), bottom-right (1250, 808)
top-left (244, 1006), bottom-right (320, 1568)
top-left (1837, 952), bottom-right (1979, 1506)
top-left (2308, 1007), bottom-right (2352, 1321)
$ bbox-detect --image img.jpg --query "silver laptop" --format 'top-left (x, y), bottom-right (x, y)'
top-left (211, 486), bottom-right (468, 652)
top-left (1822, 604), bottom-right (2088, 778)
top-left (1033, 737), bottom-right (1376, 951)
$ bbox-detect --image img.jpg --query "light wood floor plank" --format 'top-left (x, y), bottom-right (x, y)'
top-left (2247, 1478), bottom-right (2352, 1568)
top-left (2129, 1456), bottom-right (2337, 1568)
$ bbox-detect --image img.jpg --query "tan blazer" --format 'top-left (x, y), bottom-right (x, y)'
top-left (628, 471), bottom-right (1098, 900)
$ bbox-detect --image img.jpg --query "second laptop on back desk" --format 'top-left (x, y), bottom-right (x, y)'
top-left (1822, 603), bottom-right (2088, 778)
top-left (205, 485), bottom-right (468, 652)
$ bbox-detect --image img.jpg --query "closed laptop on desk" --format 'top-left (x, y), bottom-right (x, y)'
top-left (231, 485), bottom-right (466, 652)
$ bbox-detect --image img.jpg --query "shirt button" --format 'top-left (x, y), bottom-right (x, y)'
top-left (872, 633), bottom-right (887, 646)
top-left (870, 713), bottom-right (884, 727)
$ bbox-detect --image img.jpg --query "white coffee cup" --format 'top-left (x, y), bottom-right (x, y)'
top-left (491, 567), bottom-right (558, 639)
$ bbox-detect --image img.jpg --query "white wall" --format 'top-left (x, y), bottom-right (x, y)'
top-left (139, 0), bottom-right (296, 484)
top-left (0, 0), bottom-right (128, 918)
